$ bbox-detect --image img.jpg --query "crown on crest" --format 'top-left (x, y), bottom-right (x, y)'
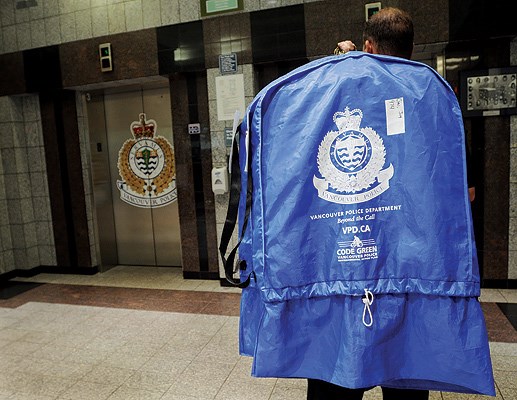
top-left (131, 113), bottom-right (156, 139)
top-left (333, 107), bottom-right (363, 132)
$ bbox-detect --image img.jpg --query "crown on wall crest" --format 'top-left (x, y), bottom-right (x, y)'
top-left (333, 107), bottom-right (363, 132)
top-left (131, 113), bottom-right (156, 139)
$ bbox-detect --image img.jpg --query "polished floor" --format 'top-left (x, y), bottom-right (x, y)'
top-left (0, 266), bottom-right (515, 400)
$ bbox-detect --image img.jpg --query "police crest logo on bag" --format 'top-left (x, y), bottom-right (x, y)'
top-left (313, 107), bottom-right (394, 204)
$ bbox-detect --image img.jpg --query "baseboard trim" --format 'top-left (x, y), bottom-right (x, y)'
top-left (0, 265), bottom-right (99, 283)
top-left (482, 279), bottom-right (517, 289)
top-left (219, 278), bottom-right (242, 288)
top-left (183, 271), bottom-right (219, 280)
top-left (3, 267), bottom-right (513, 290)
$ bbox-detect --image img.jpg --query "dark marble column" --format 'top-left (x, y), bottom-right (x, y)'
top-left (0, 52), bottom-right (26, 96)
top-left (169, 72), bottom-right (218, 279)
top-left (196, 72), bottom-right (219, 278)
top-left (40, 90), bottom-right (92, 269)
top-left (482, 116), bottom-right (510, 280)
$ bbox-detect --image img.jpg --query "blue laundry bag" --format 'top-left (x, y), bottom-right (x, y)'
top-left (222, 52), bottom-right (495, 396)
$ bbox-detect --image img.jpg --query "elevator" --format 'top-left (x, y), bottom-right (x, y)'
top-left (87, 84), bottom-right (182, 269)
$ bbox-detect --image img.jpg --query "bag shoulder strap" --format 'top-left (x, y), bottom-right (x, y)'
top-left (219, 123), bottom-right (253, 288)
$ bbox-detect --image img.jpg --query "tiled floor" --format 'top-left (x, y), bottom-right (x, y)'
top-left (0, 266), bottom-right (515, 400)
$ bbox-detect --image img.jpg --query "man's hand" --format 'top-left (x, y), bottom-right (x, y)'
top-left (334, 40), bottom-right (357, 55)
top-left (469, 187), bottom-right (475, 202)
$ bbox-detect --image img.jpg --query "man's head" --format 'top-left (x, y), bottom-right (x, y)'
top-left (363, 7), bottom-right (414, 60)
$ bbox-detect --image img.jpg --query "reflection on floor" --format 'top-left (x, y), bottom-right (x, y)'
top-left (0, 266), bottom-right (515, 400)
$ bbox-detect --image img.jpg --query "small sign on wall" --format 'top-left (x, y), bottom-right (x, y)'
top-left (99, 43), bottom-right (113, 72)
top-left (215, 74), bottom-right (245, 121)
top-left (225, 127), bottom-right (234, 147)
top-left (466, 74), bottom-right (516, 111)
top-left (188, 123), bottom-right (201, 135)
top-left (219, 53), bottom-right (238, 75)
top-left (460, 67), bottom-right (517, 117)
top-left (365, 2), bottom-right (381, 21)
top-left (201, 0), bottom-right (243, 17)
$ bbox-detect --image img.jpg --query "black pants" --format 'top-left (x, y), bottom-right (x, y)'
top-left (307, 379), bottom-right (429, 400)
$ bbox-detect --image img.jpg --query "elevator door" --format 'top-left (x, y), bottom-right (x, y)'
top-left (90, 86), bottom-right (182, 267)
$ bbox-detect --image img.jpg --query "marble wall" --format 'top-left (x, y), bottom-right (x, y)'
top-left (60, 29), bottom-right (159, 89)
top-left (0, 0), bottom-right (320, 56)
top-left (305, 0), bottom-right (448, 59)
top-left (0, 95), bottom-right (56, 274)
top-left (76, 92), bottom-right (98, 268)
top-left (0, 0), bottom-right (514, 283)
top-left (202, 10), bottom-right (256, 278)
top-left (0, 0), bottom-right (196, 54)
top-left (208, 64), bottom-right (256, 277)
top-left (509, 38), bottom-right (517, 280)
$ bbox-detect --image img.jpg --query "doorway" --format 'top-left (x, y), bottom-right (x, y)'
top-left (87, 85), bottom-right (182, 268)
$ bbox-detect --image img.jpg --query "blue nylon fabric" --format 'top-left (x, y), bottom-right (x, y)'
top-left (235, 53), bottom-right (494, 394)
top-left (251, 294), bottom-right (494, 395)
top-left (253, 53), bottom-right (477, 299)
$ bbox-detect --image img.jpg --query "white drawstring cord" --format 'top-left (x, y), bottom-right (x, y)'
top-left (362, 288), bottom-right (374, 327)
top-left (244, 111), bottom-right (250, 173)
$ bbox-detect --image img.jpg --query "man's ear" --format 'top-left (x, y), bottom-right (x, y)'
top-left (363, 40), bottom-right (375, 54)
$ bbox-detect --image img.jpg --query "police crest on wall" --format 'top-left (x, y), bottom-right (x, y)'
top-left (117, 113), bottom-right (177, 208)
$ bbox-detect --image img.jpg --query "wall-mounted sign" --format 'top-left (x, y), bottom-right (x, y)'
top-left (216, 74), bottom-right (245, 121)
top-left (365, 2), bottom-right (381, 21)
top-left (466, 74), bottom-right (516, 111)
top-left (225, 127), bottom-right (234, 147)
top-left (117, 113), bottom-right (177, 208)
top-left (188, 123), bottom-right (201, 134)
top-left (460, 67), bottom-right (517, 117)
top-left (99, 43), bottom-right (113, 72)
top-left (201, 0), bottom-right (243, 17)
top-left (219, 53), bottom-right (238, 74)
